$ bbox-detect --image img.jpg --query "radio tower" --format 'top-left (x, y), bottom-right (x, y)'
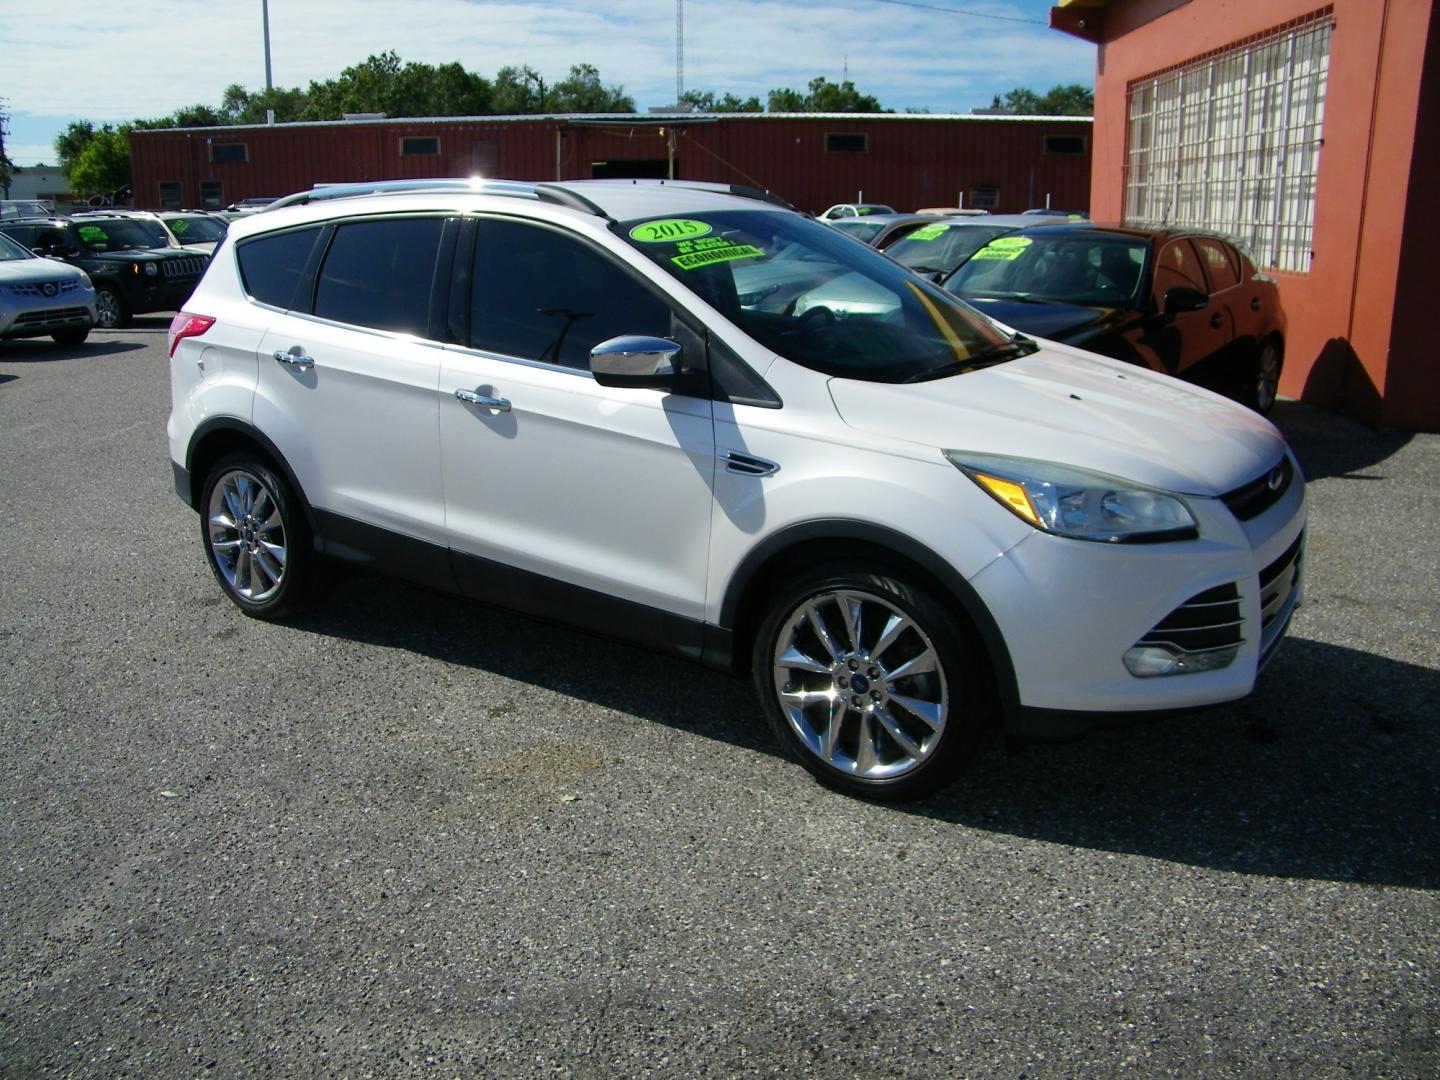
top-left (676, 0), bottom-right (684, 104)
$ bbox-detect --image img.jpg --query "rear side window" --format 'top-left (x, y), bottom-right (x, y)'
top-left (468, 219), bottom-right (671, 369)
top-left (1193, 237), bottom-right (1241, 291)
top-left (313, 218), bottom-right (446, 335)
top-left (236, 226), bottom-right (323, 309)
top-left (1152, 239), bottom-right (1207, 300)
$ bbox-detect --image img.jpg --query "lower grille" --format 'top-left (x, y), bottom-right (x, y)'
top-left (13, 306), bottom-right (90, 328)
top-left (1136, 582), bottom-right (1245, 656)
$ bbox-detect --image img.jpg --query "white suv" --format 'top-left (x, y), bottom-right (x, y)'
top-left (167, 179), bottom-right (1306, 799)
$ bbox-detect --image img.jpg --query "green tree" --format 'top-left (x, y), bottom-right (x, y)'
top-left (492, 65), bottom-right (548, 113)
top-left (767, 77), bottom-right (887, 113)
top-left (990, 83), bottom-right (1093, 115)
top-left (301, 52), bottom-right (495, 119)
top-left (549, 63), bottom-right (634, 112)
top-left (679, 89), bottom-right (763, 113)
top-left (54, 120), bottom-right (98, 174)
top-left (69, 126), bottom-right (131, 198)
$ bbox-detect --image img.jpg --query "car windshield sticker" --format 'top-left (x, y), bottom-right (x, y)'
top-left (669, 236), bottom-right (765, 271)
top-left (629, 218), bottom-right (713, 243)
top-left (970, 235), bottom-right (1033, 261)
top-left (78, 225), bottom-right (107, 245)
top-left (857, 207), bottom-right (873, 215)
top-left (171, 220), bottom-right (189, 236)
top-left (906, 224), bottom-right (949, 242)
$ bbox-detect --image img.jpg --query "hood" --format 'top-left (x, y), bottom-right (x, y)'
top-left (828, 345), bottom-right (1286, 496)
top-left (961, 296), bottom-right (1113, 341)
top-left (0, 258), bottom-right (88, 285)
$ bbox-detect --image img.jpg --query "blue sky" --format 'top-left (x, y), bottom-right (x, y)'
top-left (2, 0), bottom-right (1095, 166)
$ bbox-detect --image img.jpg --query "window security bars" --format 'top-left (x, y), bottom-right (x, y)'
top-left (1124, 14), bottom-right (1333, 273)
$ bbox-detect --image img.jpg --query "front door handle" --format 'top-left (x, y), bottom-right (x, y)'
top-left (455, 388), bottom-right (511, 412)
top-left (272, 346), bottom-right (313, 370)
top-left (1250, 296), bottom-right (1262, 311)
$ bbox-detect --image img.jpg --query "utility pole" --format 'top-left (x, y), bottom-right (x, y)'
top-left (262, 0), bottom-right (275, 124)
top-left (676, 0), bottom-right (684, 104)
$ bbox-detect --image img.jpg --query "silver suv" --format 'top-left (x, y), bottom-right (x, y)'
top-left (167, 179), bottom-right (1305, 799)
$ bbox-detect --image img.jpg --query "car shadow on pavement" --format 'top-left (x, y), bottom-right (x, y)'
top-left (293, 575), bottom-right (1437, 890)
top-left (1271, 400), bottom-right (1414, 482)
top-left (0, 340), bottom-right (147, 362)
top-left (919, 635), bottom-right (1440, 890)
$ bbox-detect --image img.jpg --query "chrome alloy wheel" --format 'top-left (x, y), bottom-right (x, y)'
top-left (1255, 343), bottom-right (1281, 414)
top-left (94, 289), bottom-right (121, 329)
top-left (206, 468), bottom-right (288, 603)
top-left (772, 588), bottom-right (948, 779)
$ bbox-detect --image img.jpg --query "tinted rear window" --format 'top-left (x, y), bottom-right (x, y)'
top-left (236, 226), bottom-right (323, 309)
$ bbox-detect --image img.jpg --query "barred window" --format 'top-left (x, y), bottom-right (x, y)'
top-left (1123, 11), bottom-right (1332, 273)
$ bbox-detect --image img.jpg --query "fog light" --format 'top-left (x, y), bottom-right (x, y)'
top-left (1123, 644), bottom-right (1240, 678)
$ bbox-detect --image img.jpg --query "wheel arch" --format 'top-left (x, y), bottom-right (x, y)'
top-left (185, 417), bottom-right (321, 539)
top-left (720, 520), bottom-right (1020, 719)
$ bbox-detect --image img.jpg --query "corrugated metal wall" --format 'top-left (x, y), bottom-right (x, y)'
top-left (129, 115), bottom-right (1092, 216)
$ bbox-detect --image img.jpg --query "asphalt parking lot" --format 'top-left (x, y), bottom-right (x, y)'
top-left (2, 322), bottom-right (1436, 1078)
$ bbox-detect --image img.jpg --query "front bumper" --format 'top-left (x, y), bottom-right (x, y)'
top-left (971, 456), bottom-right (1307, 735)
top-left (0, 283), bottom-right (96, 339)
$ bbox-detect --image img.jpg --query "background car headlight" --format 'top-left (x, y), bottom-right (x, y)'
top-left (144, 262), bottom-right (159, 277)
top-left (945, 451), bottom-right (1197, 543)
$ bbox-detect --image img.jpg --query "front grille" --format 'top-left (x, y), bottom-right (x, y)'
top-left (7, 280), bottom-right (78, 298)
top-left (1258, 532), bottom-right (1304, 666)
top-left (161, 256), bottom-right (206, 279)
top-left (1135, 582), bottom-right (1245, 655)
top-left (1222, 455), bottom-right (1294, 521)
top-left (13, 306), bottom-right (90, 328)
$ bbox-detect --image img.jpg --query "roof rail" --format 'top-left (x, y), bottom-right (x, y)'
top-left (265, 177), bottom-right (541, 211)
top-left (532, 183), bottom-right (613, 221)
top-left (583, 178), bottom-right (797, 212)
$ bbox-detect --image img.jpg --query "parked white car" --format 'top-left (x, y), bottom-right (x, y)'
top-left (0, 230), bottom-right (96, 346)
top-left (166, 179), bottom-right (1305, 799)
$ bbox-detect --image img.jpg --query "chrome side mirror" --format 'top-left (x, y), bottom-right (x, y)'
top-left (590, 335), bottom-right (683, 389)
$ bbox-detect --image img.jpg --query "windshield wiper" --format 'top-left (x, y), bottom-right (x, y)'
top-left (901, 333), bottom-right (1038, 383)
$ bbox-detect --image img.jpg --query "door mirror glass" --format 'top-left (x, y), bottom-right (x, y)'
top-left (590, 335), bottom-right (682, 388)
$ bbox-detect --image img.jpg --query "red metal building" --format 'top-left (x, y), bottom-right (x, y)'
top-left (127, 113), bottom-right (1093, 219)
top-left (1052, 0), bottom-right (1439, 429)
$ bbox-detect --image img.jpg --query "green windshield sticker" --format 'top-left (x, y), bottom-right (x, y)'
top-left (77, 225), bottom-right (106, 244)
top-left (170, 220), bottom-right (189, 236)
top-left (907, 224), bottom-right (948, 242)
top-left (670, 236), bottom-right (764, 271)
top-left (856, 207), bottom-right (873, 215)
top-left (629, 218), bottom-right (713, 243)
top-left (970, 235), bottom-right (1033, 261)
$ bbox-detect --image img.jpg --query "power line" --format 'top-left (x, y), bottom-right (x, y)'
top-left (858, 0), bottom-right (1046, 24)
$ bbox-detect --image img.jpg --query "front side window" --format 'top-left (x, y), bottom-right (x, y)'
top-left (313, 217), bottom-right (446, 334)
top-left (0, 232), bottom-right (33, 261)
top-left (468, 219), bottom-right (671, 370)
top-left (620, 209), bottom-right (1012, 382)
top-left (947, 232), bottom-right (1150, 308)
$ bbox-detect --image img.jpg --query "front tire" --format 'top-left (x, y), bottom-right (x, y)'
top-left (51, 327), bottom-right (90, 346)
top-left (753, 564), bottom-right (996, 800)
top-left (94, 286), bottom-right (129, 329)
top-left (200, 453), bottom-right (314, 619)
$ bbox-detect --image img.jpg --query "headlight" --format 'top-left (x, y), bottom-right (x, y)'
top-left (945, 451), bottom-right (1197, 543)
top-left (144, 262), bottom-right (159, 277)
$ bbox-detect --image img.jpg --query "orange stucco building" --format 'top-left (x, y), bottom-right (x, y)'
top-left (1052, 0), bottom-right (1438, 429)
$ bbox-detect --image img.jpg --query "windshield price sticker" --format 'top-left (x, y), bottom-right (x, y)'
top-left (669, 235), bottom-right (764, 271)
top-left (629, 218), bottom-right (713, 243)
top-left (907, 224), bottom-right (949, 242)
top-left (970, 235), bottom-right (1033, 261)
top-left (78, 225), bottom-right (106, 244)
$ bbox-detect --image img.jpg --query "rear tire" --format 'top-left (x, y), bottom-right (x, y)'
top-left (1245, 340), bottom-right (1282, 415)
top-left (752, 563), bottom-right (996, 800)
top-left (199, 453), bottom-right (315, 619)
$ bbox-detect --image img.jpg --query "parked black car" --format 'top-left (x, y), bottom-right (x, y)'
top-left (0, 215), bottom-right (209, 328)
top-left (944, 224), bottom-right (1286, 412)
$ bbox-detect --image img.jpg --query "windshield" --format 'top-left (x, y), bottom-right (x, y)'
top-left (618, 209), bottom-right (1012, 382)
top-left (946, 232), bottom-right (1150, 308)
top-left (885, 223), bottom-right (1018, 276)
top-left (831, 218), bottom-right (885, 243)
top-left (71, 219), bottom-right (168, 252)
top-left (164, 214), bottom-right (227, 243)
top-left (0, 232), bottom-right (33, 261)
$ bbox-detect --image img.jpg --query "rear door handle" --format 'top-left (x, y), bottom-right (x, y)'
top-left (1209, 313), bottom-right (1223, 329)
top-left (272, 346), bottom-right (313, 370)
top-left (455, 388), bottom-right (511, 412)
top-left (1250, 297), bottom-right (1262, 311)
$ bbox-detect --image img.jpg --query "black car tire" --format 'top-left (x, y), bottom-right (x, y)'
top-left (94, 285), bottom-right (130, 329)
top-left (51, 327), bottom-right (90, 346)
top-left (753, 562), bottom-right (996, 800)
top-left (1245, 340), bottom-right (1283, 415)
top-left (199, 453), bottom-right (316, 620)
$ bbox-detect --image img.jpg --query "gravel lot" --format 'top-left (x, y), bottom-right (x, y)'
top-left (2, 323), bottom-right (1436, 1078)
